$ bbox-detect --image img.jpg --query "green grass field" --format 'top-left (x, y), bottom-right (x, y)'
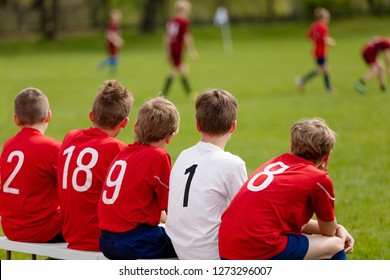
top-left (0, 16), bottom-right (389, 260)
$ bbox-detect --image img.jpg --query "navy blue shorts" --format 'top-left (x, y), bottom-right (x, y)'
top-left (316, 57), bottom-right (327, 66)
top-left (269, 234), bottom-right (309, 260)
top-left (100, 224), bottom-right (177, 260)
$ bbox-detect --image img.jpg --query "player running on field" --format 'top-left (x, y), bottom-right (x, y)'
top-left (296, 7), bottom-right (336, 94)
top-left (161, 0), bottom-right (198, 99)
top-left (354, 36), bottom-right (390, 94)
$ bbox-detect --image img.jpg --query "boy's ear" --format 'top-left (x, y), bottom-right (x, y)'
top-left (45, 110), bottom-right (52, 123)
top-left (196, 121), bottom-right (201, 132)
top-left (120, 117), bottom-right (129, 129)
top-left (165, 133), bottom-right (174, 144)
top-left (89, 111), bottom-right (94, 122)
top-left (13, 115), bottom-right (22, 126)
top-left (229, 121), bottom-right (237, 133)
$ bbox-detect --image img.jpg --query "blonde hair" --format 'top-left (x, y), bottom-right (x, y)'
top-left (175, 0), bottom-right (191, 14)
top-left (195, 89), bottom-right (237, 136)
top-left (314, 7), bottom-right (330, 20)
top-left (14, 87), bottom-right (49, 125)
top-left (135, 97), bottom-right (180, 144)
top-left (92, 80), bottom-right (134, 129)
top-left (290, 118), bottom-right (336, 164)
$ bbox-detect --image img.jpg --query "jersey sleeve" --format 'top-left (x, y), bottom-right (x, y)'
top-left (151, 151), bottom-right (171, 211)
top-left (225, 160), bottom-right (247, 201)
top-left (311, 173), bottom-right (335, 222)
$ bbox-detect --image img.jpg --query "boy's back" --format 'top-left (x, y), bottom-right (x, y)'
top-left (166, 141), bottom-right (246, 259)
top-left (0, 88), bottom-right (62, 242)
top-left (58, 127), bottom-right (126, 251)
top-left (57, 80), bottom-right (133, 251)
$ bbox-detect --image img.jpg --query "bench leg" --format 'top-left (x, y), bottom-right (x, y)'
top-left (32, 254), bottom-right (37, 260)
top-left (6, 250), bottom-right (11, 260)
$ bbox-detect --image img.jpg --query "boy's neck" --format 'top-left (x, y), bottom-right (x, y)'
top-left (93, 125), bottom-right (120, 137)
top-left (201, 133), bottom-right (231, 150)
top-left (20, 123), bottom-right (47, 135)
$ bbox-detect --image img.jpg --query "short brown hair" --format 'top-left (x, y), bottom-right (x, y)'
top-left (92, 80), bottom-right (134, 129)
top-left (135, 97), bottom-right (180, 144)
top-left (195, 89), bottom-right (238, 136)
top-left (290, 118), bottom-right (336, 164)
top-left (14, 87), bottom-right (49, 125)
top-left (314, 7), bottom-right (330, 20)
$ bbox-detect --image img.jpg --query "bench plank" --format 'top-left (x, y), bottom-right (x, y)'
top-left (0, 236), bottom-right (107, 260)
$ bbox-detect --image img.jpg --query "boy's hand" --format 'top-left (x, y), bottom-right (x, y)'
top-left (326, 37), bottom-right (336, 46)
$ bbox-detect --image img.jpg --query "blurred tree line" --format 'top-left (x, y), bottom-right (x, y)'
top-left (0, 0), bottom-right (389, 40)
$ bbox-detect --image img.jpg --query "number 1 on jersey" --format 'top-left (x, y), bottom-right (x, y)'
top-left (183, 164), bottom-right (198, 207)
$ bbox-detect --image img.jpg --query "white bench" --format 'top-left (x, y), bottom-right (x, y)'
top-left (0, 236), bottom-right (108, 260)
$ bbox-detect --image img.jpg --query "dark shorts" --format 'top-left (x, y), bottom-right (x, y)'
top-left (100, 224), bottom-right (177, 260)
top-left (316, 57), bottom-right (327, 66)
top-left (269, 234), bottom-right (309, 260)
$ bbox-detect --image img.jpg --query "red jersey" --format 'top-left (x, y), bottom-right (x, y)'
top-left (219, 153), bottom-right (335, 260)
top-left (308, 21), bottom-right (329, 58)
top-left (362, 38), bottom-right (390, 64)
top-left (166, 16), bottom-right (189, 53)
top-left (57, 128), bottom-right (126, 251)
top-left (107, 23), bottom-right (120, 56)
top-left (0, 127), bottom-right (62, 242)
top-left (98, 143), bottom-right (171, 233)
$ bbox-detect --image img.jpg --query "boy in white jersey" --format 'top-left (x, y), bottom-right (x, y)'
top-left (165, 88), bottom-right (247, 259)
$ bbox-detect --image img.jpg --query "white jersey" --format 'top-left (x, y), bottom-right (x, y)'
top-left (165, 141), bottom-right (247, 259)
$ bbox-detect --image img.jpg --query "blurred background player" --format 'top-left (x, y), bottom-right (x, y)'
top-left (354, 36), bottom-right (390, 94)
top-left (219, 118), bottom-right (354, 260)
top-left (165, 89), bottom-right (247, 260)
top-left (295, 7), bottom-right (336, 94)
top-left (57, 80), bottom-right (133, 252)
top-left (161, 0), bottom-right (198, 99)
top-left (98, 10), bottom-right (124, 74)
top-left (0, 88), bottom-right (63, 243)
top-left (98, 97), bottom-right (179, 260)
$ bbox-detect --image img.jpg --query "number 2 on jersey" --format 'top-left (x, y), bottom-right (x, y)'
top-left (183, 164), bottom-right (198, 207)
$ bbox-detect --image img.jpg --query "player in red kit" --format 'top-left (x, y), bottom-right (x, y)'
top-left (162, 0), bottom-right (198, 98)
top-left (0, 88), bottom-right (63, 243)
top-left (57, 80), bottom-right (133, 251)
top-left (219, 118), bottom-right (354, 260)
top-left (98, 97), bottom-right (179, 260)
top-left (98, 10), bottom-right (124, 74)
top-left (296, 7), bottom-right (336, 94)
top-left (355, 37), bottom-right (390, 94)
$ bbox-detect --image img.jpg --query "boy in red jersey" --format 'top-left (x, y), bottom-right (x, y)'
top-left (354, 37), bottom-right (390, 94)
top-left (219, 118), bottom-right (354, 260)
top-left (0, 88), bottom-right (63, 243)
top-left (162, 0), bottom-right (198, 98)
top-left (57, 80), bottom-right (133, 251)
top-left (98, 97), bottom-right (179, 259)
top-left (98, 10), bottom-right (124, 74)
top-left (296, 7), bottom-right (336, 93)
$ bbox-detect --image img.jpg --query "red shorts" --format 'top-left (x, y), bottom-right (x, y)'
top-left (170, 49), bottom-right (183, 67)
top-left (363, 49), bottom-right (377, 65)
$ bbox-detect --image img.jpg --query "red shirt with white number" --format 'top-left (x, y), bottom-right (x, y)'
top-left (98, 143), bottom-right (171, 233)
top-left (308, 21), bottom-right (329, 58)
top-left (219, 153), bottom-right (335, 260)
top-left (0, 127), bottom-right (62, 242)
top-left (57, 128), bottom-right (126, 251)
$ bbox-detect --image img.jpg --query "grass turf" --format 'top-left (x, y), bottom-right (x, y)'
top-left (0, 16), bottom-right (389, 260)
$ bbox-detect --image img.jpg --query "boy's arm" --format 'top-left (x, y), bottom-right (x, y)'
top-left (107, 30), bottom-right (124, 48)
top-left (184, 32), bottom-right (199, 60)
top-left (302, 218), bottom-right (337, 236)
